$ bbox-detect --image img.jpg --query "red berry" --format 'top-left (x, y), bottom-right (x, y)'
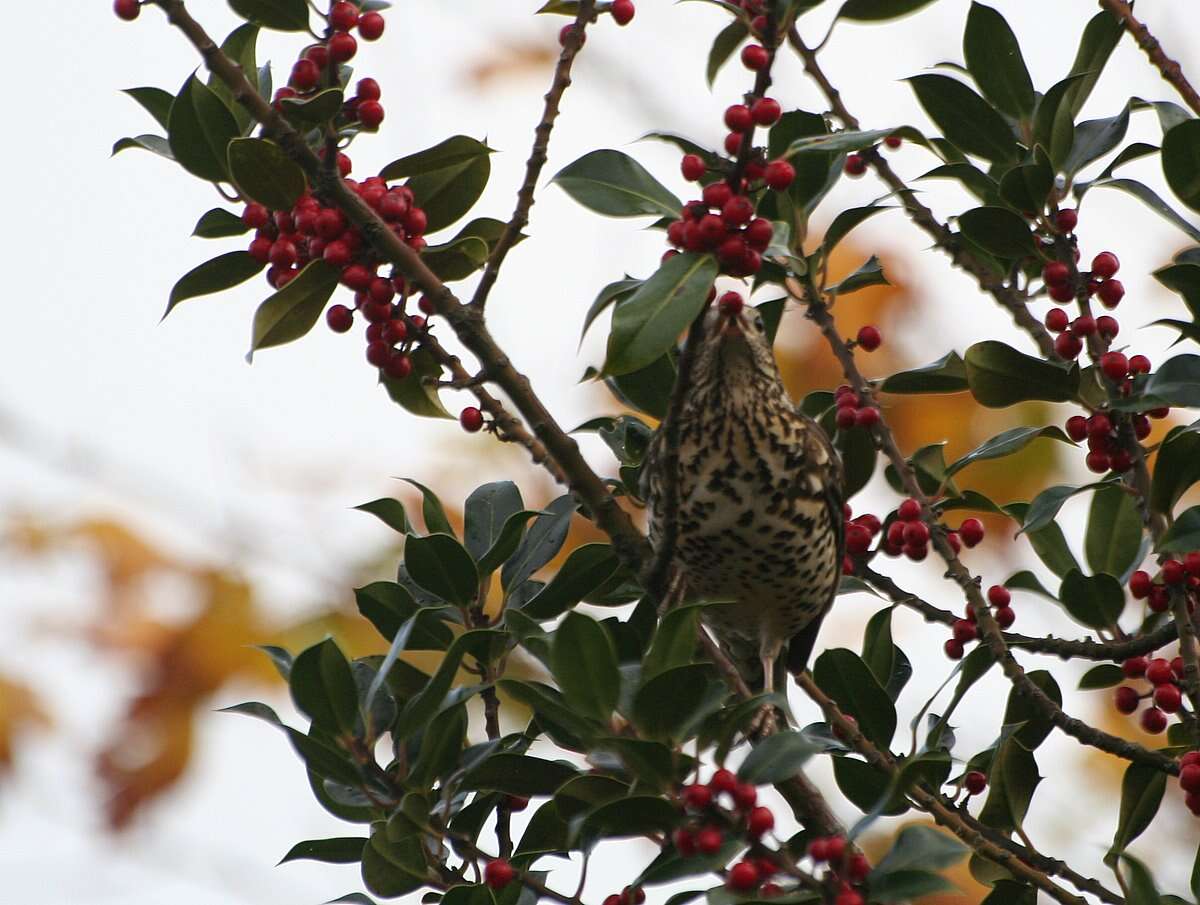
top-left (329, 32), bottom-right (358, 62)
top-left (1129, 354), bottom-right (1151, 375)
top-left (1147, 658), bottom-right (1174, 685)
top-left (722, 195), bottom-right (755, 226)
top-left (342, 264), bottom-right (373, 292)
top-left (304, 44), bottom-right (330, 69)
top-left (1110, 447), bottom-right (1135, 471)
top-left (959, 518), bottom-right (984, 547)
top-left (1054, 332), bottom-right (1083, 359)
top-left (1049, 282), bottom-right (1076, 302)
top-left (751, 97), bottom-right (781, 126)
top-left (764, 159), bottom-right (795, 191)
top-left (855, 407), bottom-right (880, 428)
top-left (1163, 559), bottom-right (1186, 585)
top-left (355, 78), bottom-right (381, 103)
top-left (1045, 307), bottom-right (1070, 332)
top-left (964, 770), bottom-right (987, 795)
top-left (898, 499), bottom-right (922, 521)
top-left (733, 783), bottom-right (758, 809)
top-left (384, 353), bottom-right (413, 380)
top-left (290, 58), bottom-right (320, 90)
top-left (1071, 315), bottom-right (1097, 337)
top-left (603, 896), bottom-right (620, 905)
top-left (710, 768), bottom-right (737, 793)
top-left (717, 291), bottom-right (744, 318)
top-left (1097, 278), bottom-right (1125, 308)
top-left (358, 100), bottom-right (385, 130)
top-left (366, 340), bottom-right (392, 368)
top-left (1154, 683), bottom-right (1182, 713)
top-left (1055, 209), bottom-right (1078, 232)
top-left (329, 1), bottom-right (359, 30)
top-left (460, 407), bottom-right (485, 433)
top-left (903, 521), bottom-right (930, 545)
top-left (856, 325), bottom-right (881, 351)
top-left (727, 861), bottom-right (760, 892)
top-left (611, 0), bottom-right (635, 25)
top-left (114, 0), bottom-right (140, 19)
top-left (747, 806), bottom-right (774, 837)
top-left (1123, 656), bottom-right (1148, 678)
top-left (741, 44), bottom-right (769, 70)
top-left (825, 836), bottom-right (846, 862)
top-left (1130, 571), bottom-right (1154, 600)
top-left (1096, 315), bottom-right (1120, 339)
top-left (1085, 450), bottom-right (1111, 473)
top-left (323, 240), bottom-right (351, 268)
top-left (383, 319), bottom-right (408, 345)
top-left (746, 218), bottom-right (774, 250)
top-left (725, 104), bottom-right (753, 133)
top-left (844, 154), bottom-right (867, 177)
top-left (1114, 685), bottom-right (1140, 714)
top-left (952, 619), bottom-right (977, 644)
top-left (703, 182), bottom-right (733, 209)
top-left (886, 521), bottom-right (906, 547)
top-left (681, 154), bottom-right (706, 182)
top-left (994, 606), bottom-right (1016, 628)
top-left (904, 543), bottom-right (929, 562)
top-left (248, 236), bottom-right (273, 263)
top-left (724, 132), bottom-right (744, 155)
top-left (836, 392), bottom-right (859, 409)
top-left (242, 203), bottom-right (270, 229)
top-left (1092, 251), bottom-right (1120, 279)
top-left (944, 638), bottom-right (965, 660)
top-left (484, 859), bottom-right (515, 890)
top-left (673, 828), bottom-right (696, 856)
top-left (760, 883), bottom-right (783, 898)
top-left (1185, 552), bottom-right (1200, 577)
top-left (1140, 707), bottom-right (1168, 734)
top-left (836, 407), bottom-right (858, 430)
top-left (836, 892), bottom-right (864, 905)
top-left (358, 11), bottom-right (385, 39)
top-left (856, 514), bottom-right (882, 535)
top-left (1133, 415), bottom-right (1152, 440)
top-left (987, 585), bottom-right (1011, 607)
top-left (1065, 415), bottom-right (1088, 442)
top-left (884, 134), bottom-right (902, 149)
top-left (696, 826), bottom-right (723, 855)
top-left (1100, 352), bottom-right (1129, 382)
top-left (683, 783), bottom-right (713, 810)
top-left (845, 523), bottom-right (872, 555)
top-left (1043, 261), bottom-right (1070, 286)
top-left (1149, 585), bottom-right (1171, 613)
top-left (558, 23), bottom-right (585, 46)
top-left (1183, 751), bottom-right (1200, 768)
top-left (326, 304), bottom-right (353, 333)
top-left (1181, 764), bottom-right (1200, 793)
top-left (268, 239), bottom-right (298, 268)
top-left (808, 838), bottom-right (830, 862)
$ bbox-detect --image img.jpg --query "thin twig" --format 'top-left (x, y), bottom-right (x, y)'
top-left (150, 0), bottom-right (652, 575)
top-left (862, 566), bottom-right (1179, 661)
top-left (796, 674), bottom-right (1122, 905)
top-left (785, 27), bottom-right (1057, 359)
top-left (470, 1), bottom-right (595, 312)
top-left (1099, 0), bottom-right (1200, 116)
top-left (1172, 591), bottom-right (1200, 724)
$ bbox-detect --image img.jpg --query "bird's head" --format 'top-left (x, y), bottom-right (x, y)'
top-left (691, 291), bottom-right (780, 388)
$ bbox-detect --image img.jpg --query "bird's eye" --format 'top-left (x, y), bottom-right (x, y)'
top-left (752, 314), bottom-right (764, 330)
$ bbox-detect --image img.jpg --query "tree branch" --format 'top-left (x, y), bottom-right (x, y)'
top-left (1172, 591), bottom-right (1200, 724)
top-left (470, 1), bottom-right (596, 312)
top-left (1098, 0), bottom-right (1200, 117)
top-left (861, 566), bottom-right (1180, 661)
top-left (785, 27), bottom-right (1057, 360)
top-left (150, 0), bottom-right (652, 575)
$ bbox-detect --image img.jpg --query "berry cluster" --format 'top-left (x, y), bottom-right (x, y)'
top-left (1114, 652), bottom-right (1189, 735)
top-left (944, 583), bottom-right (1015, 660)
top-left (672, 769), bottom-right (791, 897)
top-left (1129, 554), bottom-right (1200, 613)
top-left (1063, 409), bottom-right (1154, 475)
top-left (1179, 751), bottom-right (1200, 817)
top-left (806, 834), bottom-right (871, 905)
top-left (843, 506), bottom-right (882, 568)
top-left (833, 384), bottom-right (881, 432)
top-left (843, 134), bottom-right (901, 179)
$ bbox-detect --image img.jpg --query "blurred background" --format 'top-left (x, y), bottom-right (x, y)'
top-left (2, 1), bottom-right (1199, 902)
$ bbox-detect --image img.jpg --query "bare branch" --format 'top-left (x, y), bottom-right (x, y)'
top-left (1099, 0), bottom-right (1200, 117)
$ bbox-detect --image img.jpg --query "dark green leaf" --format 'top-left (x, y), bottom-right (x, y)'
top-left (499, 679), bottom-right (597, 743)
top-left (278, 88), bottom-right (345, 125)
top-left (861, 607), bottom-right (896, 691)
top-left (1059, 570), bottom-right (1125, 630)
top-left (249, 260), bottom-right (340, 355)
top-left (1158, 505), bottom-right (1200, 554)
top-left (830, 256), bottom-right (889, 295)
top-left (633, 664), bottom-right (726, 742)
top-left (581, 278), bottom-right (643, 345)
top-left (707, 21), bottom-right (748, 87)
top-left (1153, 262), bottom-right (1200, 319)
top-left (958, 207), bottom-right (1035, 259)
top-left (227, 137), bottom-right (306, 210)
top-left (165, 251), bottom-right (264, 318)
top-left (553, 149), bottom-right (682, 219)
top-left (1110, 763), bottom-right (1167, 856)
top-left (977, 736), bottom-right (1041, 833)
top-left (881, 351), bottom-right (968, 394)
top-left (514, 801), bottom-right (570, 860)
top-left (1092, 179), bottom-right (1200, 244)
top-left (551, 612), bottom-right (620, 722)
top-left (999, 158), bottom-right (1054, 214)
top-left (606, 353), bottom-right (677, 420)
top-left (168, 74), bottom-right (239, 182)
top-left (824, 206), bottom-right (892, 253)
top-left (362, 830), bottom-right (424, 898)
top-left (192, 207), bottom-right (249, 238)
top-left (123, 86), bottom-right (174, 129)
top-left (1032, 76), bottom-right (1082, 171)
top-left (554, 774), bottom-right (628, 821)
top-left (423, 236), bottom-right (490, 283)
top-left (354, 498), bottom-right (410, 534)
top-left (112, 135), bottom-right (175, 160)
top-left (964, 341), bottom-right (1079, 407)
top-left (463, 753), bottom-right (578, 797)
top-left (407, 147), bottom-right (491, 234)
top-left (907, 74), bottom-right (1018, 163)
top-left (279, 837), bottom-right (365, 865)
top-left (211, 24), bottom-right (259, 133)
top-left (963, 3), bottom-right (1034, 118)
top-left (502, 494), bottom-right (576, 590)
top-left (255, 644), bottom-right (293, 680)
top-left (947, 426), bottom-right (1072, 477)
top-left (382, 347), bottom-right (451, 419)
top-left (832, 756), bottom-right (907, 816)
top-left (1163, 119), bottom-right (1200, 214)
top-left (1002, 669), bottom-right (1061, 750)
top-left (219, 701), bottom-right (362, 786)
top-left (381, 136), bottom-right (492, 180)
top-left (874, 824), bottom-right (967, 874)
top-left (813, 648), bottom-right (896, 749)
top-left (404, 534), bottom-right (478, 606)
top-left (1151, 426), bottom-right (1200, 516)
top-left (783, 128), bottom-right (896, 157)
top-left (1078, 664), bottom-right (1124, 690)
top-left (1063, 103), bottom-right (1131, 179)
top-left (1021, 482), bottom-right (1105, 534)
top-left (1139, 354), bottom-right (1200, 409)
top-left (464, 482), bottom-right (523, 562)
top-left (738, 731), bottom-right (819, 783)
top-left (228, 0), bottom-right (310, 31)
top-left (394, 630), bottom-right (500, 738)
top-left (354, 582), bottom-right (453, 649)
top-left (838, 0), bottom-right (937, 21)
top-left (642, 604), bottom-right (706, 680)
top-left (477, 510), bottom-right (542, 577)
top-left (605, 252), bottom-right (718, 376)
top-left (522, 544), bottom-right (620, 620)
top-left (837, 414), bottom-right (879, 498)
top-left (575, 796), bottom-right (678, 846)
top-left (290, 639), bottom-right (360, 737)
top-left (917, 163), bottom-right (999, 204)
top-left (1121, 854), bottom-right (1164, 905)
top-left (1085, 485), bottom-right (1143, 579)
top-left (1063, 9), bottom-right (1124, 120)
top-left (869, 870), bottom-right (957, 903)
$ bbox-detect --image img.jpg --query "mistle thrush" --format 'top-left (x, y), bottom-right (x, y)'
top-left (645, 301), bottom-right (845, 698)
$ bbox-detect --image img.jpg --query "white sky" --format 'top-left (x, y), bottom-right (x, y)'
top-left (1, 1), bottom-right (1199, 903)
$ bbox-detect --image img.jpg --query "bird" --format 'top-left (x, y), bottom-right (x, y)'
top-left (643, 296), bottom-right (845, 707)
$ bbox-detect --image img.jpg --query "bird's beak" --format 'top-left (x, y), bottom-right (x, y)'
top-left (717, 308), bottom-right (745, 340)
